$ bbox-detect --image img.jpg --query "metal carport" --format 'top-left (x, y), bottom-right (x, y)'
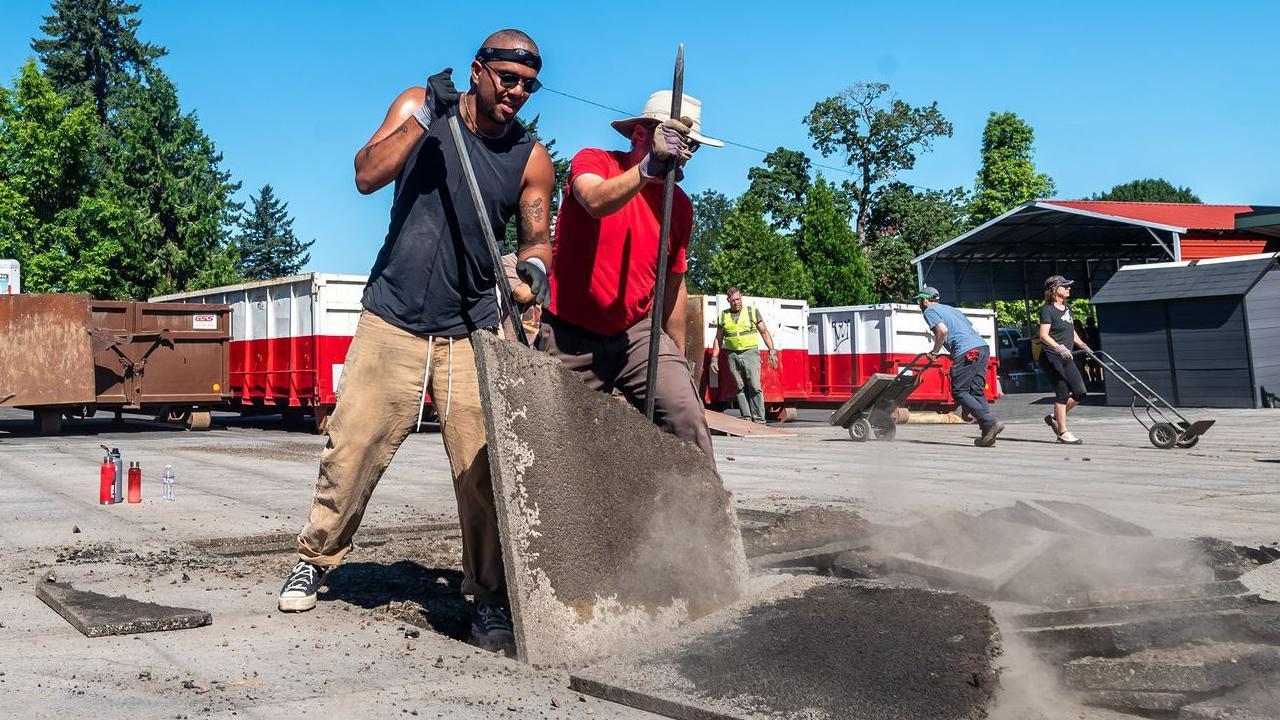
top-left (912, 201), bottom-right (1188, 306)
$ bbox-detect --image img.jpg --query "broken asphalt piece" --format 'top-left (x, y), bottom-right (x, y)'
top-left (1177, 675), bottom-right (1280, 719)
top-left (1014, 593), bottom-right (1262, 629)
top-left (740, 505), bottom-right (870, 558)
top-left (471, 331), bottom-right (748, 666)
top-left (1078, 689), bottom-right (1191, 713)
top-left (572, 577), bottom-right (1000, 720)
top-left (36, 581), bottom-right (211, 637)
top-left (1047, 580), bottom-right (1250, 610)
top-left (1064, 642), bottom-right (1280, 693)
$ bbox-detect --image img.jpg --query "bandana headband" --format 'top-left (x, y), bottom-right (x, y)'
top-left (475, 46), bottom-right (542, 71)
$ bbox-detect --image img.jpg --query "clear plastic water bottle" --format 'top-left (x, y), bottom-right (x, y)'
top-left (162, 465), bottom-right (176, 502)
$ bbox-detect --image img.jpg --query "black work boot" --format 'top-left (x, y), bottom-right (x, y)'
top-left (470, 602), bottom-right (516, 655)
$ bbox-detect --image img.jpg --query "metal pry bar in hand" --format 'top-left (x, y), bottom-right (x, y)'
top-left (643, 43), bottom-right (685, 421)
top-left (446, 109), bottom-right (529, 347)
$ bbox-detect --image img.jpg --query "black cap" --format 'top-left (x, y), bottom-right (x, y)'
top-left (1044, 275), bottom-right (1074, 290)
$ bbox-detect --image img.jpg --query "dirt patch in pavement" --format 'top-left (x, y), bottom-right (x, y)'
top-left (741, 505), bottom-right (871, 558)
top-left (178, 441), bottom-right (326, 463)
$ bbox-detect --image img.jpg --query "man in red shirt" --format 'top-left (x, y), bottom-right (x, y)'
top-left (537, 91), bottom-right (721, 460)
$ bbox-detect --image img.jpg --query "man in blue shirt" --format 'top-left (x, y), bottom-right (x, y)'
top-left (917, 287), bottom-right (1004, 447)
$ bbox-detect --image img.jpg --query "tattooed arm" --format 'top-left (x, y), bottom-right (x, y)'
top-left (515, 143), bottom-right (554, 268)
top-left (354, 88), bottom-right (428, 194)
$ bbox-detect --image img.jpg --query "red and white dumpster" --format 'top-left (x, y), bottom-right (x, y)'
top-left (153, 273), bottom-right (366, 429)
top-left (805, 304), bottom-right (1000, 411)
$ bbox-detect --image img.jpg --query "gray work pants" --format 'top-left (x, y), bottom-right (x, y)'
top-left (535, 313), bottom-right (716, 465)
top-left (726, 349), bottom-right (765, 422)
top-left (950, 345), bottom-right (998, 433)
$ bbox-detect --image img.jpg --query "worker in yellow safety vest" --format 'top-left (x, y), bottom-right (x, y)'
top-left (711, 287), bottom-right (779, 424)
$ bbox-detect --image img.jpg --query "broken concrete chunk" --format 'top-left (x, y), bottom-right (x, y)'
top-left (1079, 689), bottom-right (1192, 713)
top-left (1014, 593), bottom-right (1261, 629)
top-left (471, 331), bottom-right (748, 666)
top-left (36, 581), bottom-right (211, 637)
top-left (1065, 642), bottom-right (1280, 693)
top-left (1176, 675), bottom-right (1280, 719)
top-left (1047, 581), bottom-right (1250, 610)
top-left (572, 577), bottom-right (1001, 720)
top-left (1238, 560), bottom-right (1280, 603)
top-left (982, 500), bottom-right (1150, 537)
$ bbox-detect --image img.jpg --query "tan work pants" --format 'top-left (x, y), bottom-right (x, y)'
top-left (296, 311), bottom-right (504, 604)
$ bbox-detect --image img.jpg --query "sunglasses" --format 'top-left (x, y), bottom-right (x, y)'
top-left (483, 63), bottom-right (542, 94)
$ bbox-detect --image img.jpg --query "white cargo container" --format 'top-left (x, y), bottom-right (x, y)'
top-left (153, 273), bottom-right (366, 427)
top-left (0, 259), bottom-right (20, 294)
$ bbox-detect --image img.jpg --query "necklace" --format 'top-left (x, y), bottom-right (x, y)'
top-left (463, 97), bottom-right (509, 140)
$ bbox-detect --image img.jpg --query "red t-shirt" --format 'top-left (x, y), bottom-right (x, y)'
top-left (547, 148), bottom-right (693, 336)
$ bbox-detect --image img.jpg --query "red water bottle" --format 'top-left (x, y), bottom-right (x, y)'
top-left (127, 462), bottom-right (142, 503)
top-left (99, 456), bottom-right (114, 505)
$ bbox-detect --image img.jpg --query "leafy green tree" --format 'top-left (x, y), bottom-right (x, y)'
top-left (106, 68), bottom-right (241, 295)
top-left (32, 0), bottom-right (165, 120)
top-left (707, 193), bottom-right (809, 299)
top-left (1093, 178), bottom-right (1200, 203)
top-left (687, 189), bottom-right (732, 294)
top-left (795, 177), bottom-right (874, 306)
top-left (0, 59), bottom-right (130, 297)
top-left (804, 82), bottom-right (953, 242)
top-left (864, 181), bottom-right (970, 300)
top-left (970, 111), bottom-right (1054, 224)
top-left (745, 147), bottom-right (811, 231)
top-left (234, 184), bottom-right (314, 280)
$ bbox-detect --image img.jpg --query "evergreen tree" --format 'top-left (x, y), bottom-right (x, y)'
top-left (707, 193), bottom-right (809, 299)
top-left (32, 0), bottom-right (165, 120)
top-left (0, 59), bottom-right (129, 297)
top-left (970, 111), bottom-right (1054, 224)
top-left (796, 177), bottom-right (875, 306)
top-left (233, 184), bottom-right (313, 280)
top-left (106, 67), bottom-right (241, 295)
top-left (1093, 178), bottom-right (1200, 203)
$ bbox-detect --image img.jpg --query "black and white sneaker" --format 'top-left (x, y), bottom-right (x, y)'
top-left (470, 602), bottom-right (516, 655)
top-left (278, 560), bottom-right (330, 612)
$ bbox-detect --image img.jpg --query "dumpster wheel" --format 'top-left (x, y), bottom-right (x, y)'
top-left (184, 410), bottom-right (212, 431)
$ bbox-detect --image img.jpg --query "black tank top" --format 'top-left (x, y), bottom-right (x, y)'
top-left (362, 112), bottom-right (534, 336)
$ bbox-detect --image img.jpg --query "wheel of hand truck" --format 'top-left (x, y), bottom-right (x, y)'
top-left (184, 410), bottom-right (212, 431)
top-left (1175, 433), bottom-right (1200, 449)
top-left (848, 417), bottom-right (872, 442)
top-left (873, 423), bottom-right (897, 441)
top-left (766, 404), bottom-right (796, 423)
top-left (1148, 422), bottom-right (1178, 450)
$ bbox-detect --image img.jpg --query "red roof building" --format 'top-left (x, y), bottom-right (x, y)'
top-left (1042, 201), bottom-right (1275, 261)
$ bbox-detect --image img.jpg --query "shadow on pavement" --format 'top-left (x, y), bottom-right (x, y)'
top-left (322, 560), bottom-right (470, 640)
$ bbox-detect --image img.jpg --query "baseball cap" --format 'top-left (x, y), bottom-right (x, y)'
top-left (914, 287), bottom-right (940, 300)
top-left (1044, 275), bottom-right (1074, 290)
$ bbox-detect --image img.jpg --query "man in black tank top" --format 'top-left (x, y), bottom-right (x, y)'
top-left (279, 29), bottom-right (554, 657)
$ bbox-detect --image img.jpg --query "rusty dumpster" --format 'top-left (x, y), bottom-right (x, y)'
top-left (0, 294), bottom-right (231, 434)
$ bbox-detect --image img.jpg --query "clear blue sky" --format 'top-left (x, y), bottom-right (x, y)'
top-left (3, 1), bottom-right (1278, 274)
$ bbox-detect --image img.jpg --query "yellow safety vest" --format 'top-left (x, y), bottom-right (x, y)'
top-left (720, 306), bottom-right (761, 351)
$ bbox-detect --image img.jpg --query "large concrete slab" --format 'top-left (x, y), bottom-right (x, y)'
top-left (982, 500), bottom-right (1151, 537)
top-left (571, 576), bottom-right (1000, 720)
top-left (864, 511), bottom-right (1057, 595)
top-left (1047, 581), bottom-right (1250, 609)
top-left (36, 580), bottom-right (211, 637)
top-left (1178, 677), bottom-right (1280, 719)
top-left (470, 331), bottom-right (749, 666)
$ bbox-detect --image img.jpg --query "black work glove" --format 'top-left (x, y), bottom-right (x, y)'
top-left (516, 258), bottom-right (550, 305)
top-left (412, 68), bottom-right (460, 129)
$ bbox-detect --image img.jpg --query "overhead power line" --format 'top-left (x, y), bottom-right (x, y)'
top-left (540, 85), bottom-right (955, 195)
